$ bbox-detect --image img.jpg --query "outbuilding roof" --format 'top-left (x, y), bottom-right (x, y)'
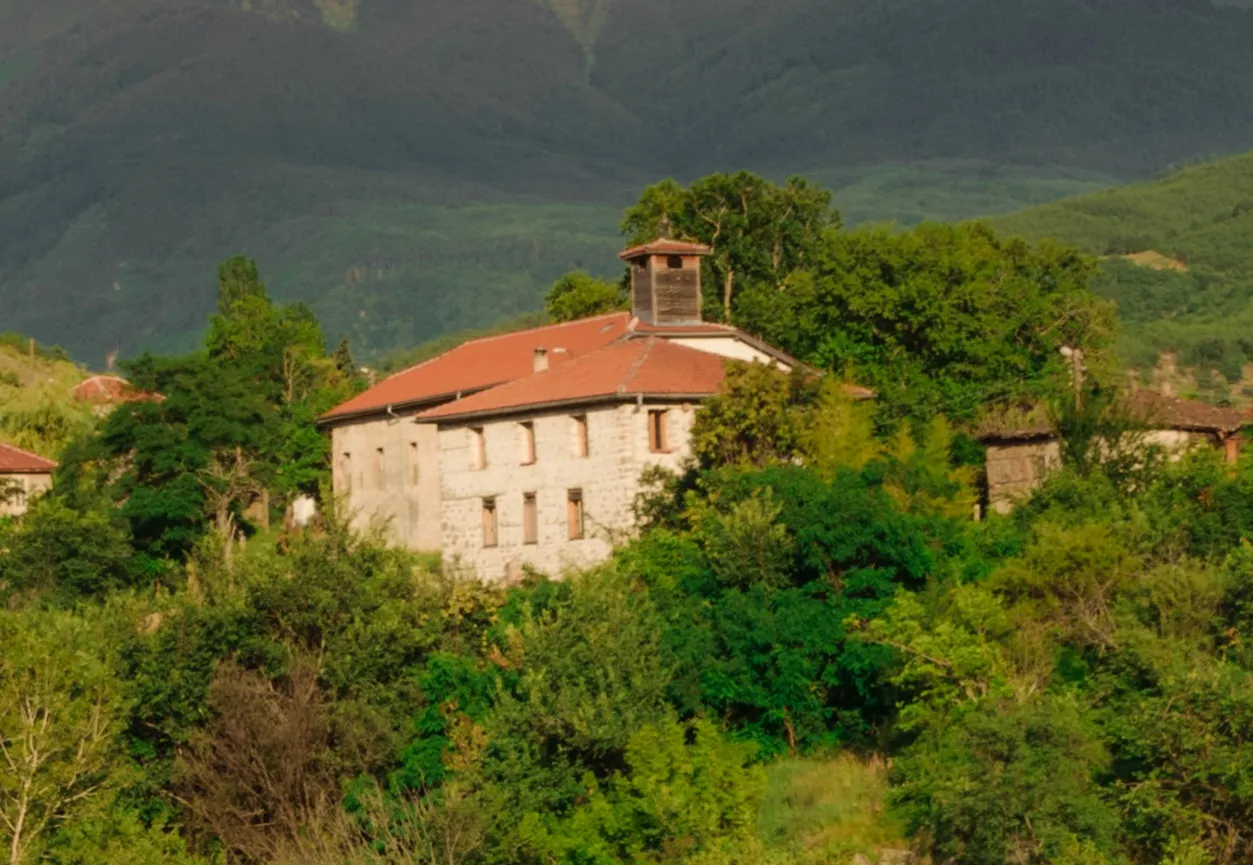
top-left (0, 442), bottom-right (57, 474)
top-left (417, 337), bottom-right (730, 423)
top-left (321, 313), bottom-right (633, 423)
top-left (1126, 390), bottom-right (1247, 434)
top-left (977, 390), bottom-right (1248, 442)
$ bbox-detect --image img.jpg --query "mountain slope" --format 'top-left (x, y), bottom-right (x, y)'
top-left (990, 151), bottom-right (1253, 396)
top-left (3, 0), bottom-right (1253, 363)
top-left (593, 0), bottom-right (1253, 175)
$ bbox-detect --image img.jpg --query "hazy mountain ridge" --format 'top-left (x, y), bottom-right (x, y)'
top-left (3, 0), bottom-right (1253, 362)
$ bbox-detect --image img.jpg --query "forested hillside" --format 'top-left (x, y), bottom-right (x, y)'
top-left (991, 152), bottom-right (1253, 398)
top-left (2, 0), bottom-right (1251, 362)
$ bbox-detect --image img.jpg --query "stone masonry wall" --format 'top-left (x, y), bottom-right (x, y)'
top-left (330, 416), bottom-right (442, 549)
top-left (437, 401), bottom-right (697, 582)
top-left (985, 439), bottom-right (1061, 515)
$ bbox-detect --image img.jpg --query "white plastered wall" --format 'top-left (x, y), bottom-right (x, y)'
top-left (0, 472), bottom-right (52, 518)
top-left (667, 336), bottom-right (789, 368)
top-left (329, 416), bottom-right (442, 549)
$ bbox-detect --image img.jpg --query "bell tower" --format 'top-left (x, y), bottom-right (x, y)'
top-left (619, 237), bottom-right (712, 326)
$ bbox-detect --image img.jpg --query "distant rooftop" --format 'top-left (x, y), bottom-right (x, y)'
top-left (977, 390), bottom-right (1249, 442)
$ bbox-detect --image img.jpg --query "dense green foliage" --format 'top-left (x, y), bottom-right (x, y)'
top-left (55, 257), bottom-right (357, 576)
top-left (544, 272), bottom-right (627, 323)
top-left (3, 175), bottom-right (1252, 864)
top-left (10, 371), bottom-right (1253, 863)
top-left (618, 173), bottom-right (1115, 426)
top-left (5, 0), bottom-right (1253, 361)
top-left (991, 152), bottom-right (1253, 393)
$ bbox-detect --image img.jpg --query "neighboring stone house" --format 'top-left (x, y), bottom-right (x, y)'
top-left (320, 238), bottom-right (803, 580)
top-left (0, 442), bottom-right (56, 518)
top-left (978, 390), bottom-right (1247, 514)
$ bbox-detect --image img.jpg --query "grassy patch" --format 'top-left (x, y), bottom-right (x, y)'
top-left (757, 754), bottom-right (907, 860)
top-left (0, 341), bottom-right (97, 458)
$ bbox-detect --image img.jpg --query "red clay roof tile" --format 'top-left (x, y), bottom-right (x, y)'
top-left (417, 338), bottom-right (729, 423)
top-left (322, 313), bottom-right (632, 422)
top-left (72, 375), bottom-right (157, 404)
top-left (0, 442), bottom-right (57, 474)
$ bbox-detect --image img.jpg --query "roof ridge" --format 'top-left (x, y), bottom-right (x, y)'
top-left (618, 337), bottom-right (656, 394)
top-left (454, 311), bottom-right (629, 350)
top-left (375, 312), bottom-right (631, 384)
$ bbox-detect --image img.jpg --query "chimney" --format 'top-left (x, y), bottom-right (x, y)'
top-left (619, 238), bottom-right (712, 326)
top-left (533, 348), bottom-right (549, 373)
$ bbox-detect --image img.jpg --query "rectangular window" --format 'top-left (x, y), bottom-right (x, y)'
top-left (567, 489), bottom-right (584, 540)
top-left (409, 442), bottom-right (420, 486)
top-left (648, 409), bottom-right (670, 453)
top-left (374, 447), bottom-right (385, 489)
top-left (520, 421), bottom-right (536, 465)
top-left (482, 498), bottom-right (498, 548)
top-left (573, 414), bottom-right (589, 458)
top-left (470, 427), bottom-right (486, 470)
top-left (523, 492), bottom-right (538, 545)
top-left (340, 452), bottom-right (353, 493)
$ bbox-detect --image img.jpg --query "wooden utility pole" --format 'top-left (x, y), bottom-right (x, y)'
top-left (1061, 346), bottom-right (1085, 407)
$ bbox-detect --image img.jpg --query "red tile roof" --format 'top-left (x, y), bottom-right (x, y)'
top-left (72, 375), bottom-right (155, 404)
top-left (619, 238), bottom-right (712, 260)
top-left (1127, 390), bottom-right (1247, 434)
top-left (417, 337), bottom-right (730, 423)
top-left (321, 313), bottom-right (633, 422)
top-left (0, 442), bottom-right (57, 474)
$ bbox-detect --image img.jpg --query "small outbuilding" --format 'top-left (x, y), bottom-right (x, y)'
top-left (978, 391), bottom-right (1247, 514)
top-left (0, 442), bottom-right (57, 517)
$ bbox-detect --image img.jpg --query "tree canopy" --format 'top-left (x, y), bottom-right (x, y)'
top-left (622, 174), bottom-right (1115, 425)
top-left (623, 172), bottom-right (839, 321)
top-left (0, 181), bottom-right (1244, 865)
top-left (58, 257), bottom-right (357, 574)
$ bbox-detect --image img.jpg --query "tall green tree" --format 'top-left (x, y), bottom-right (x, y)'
top-left (59, 257), bottom-right (356, 572)
top-left (0, 611), bottom-right (131, 865)
top-left (545, 272), bottom-right (627, 323)
top-left (214, 256), bottom-right (267, 316)
top-left (622, 173), bottom-right (839, 321)
top-left (735, 222), bottom-right (1117, 424)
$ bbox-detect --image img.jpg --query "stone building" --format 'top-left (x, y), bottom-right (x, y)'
top-left (0, 441), bottom-right (56, 517)
top-left (978, 390), bottom-right (1247, 514)
top-left (320, 238), bottom-right (801, 580)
